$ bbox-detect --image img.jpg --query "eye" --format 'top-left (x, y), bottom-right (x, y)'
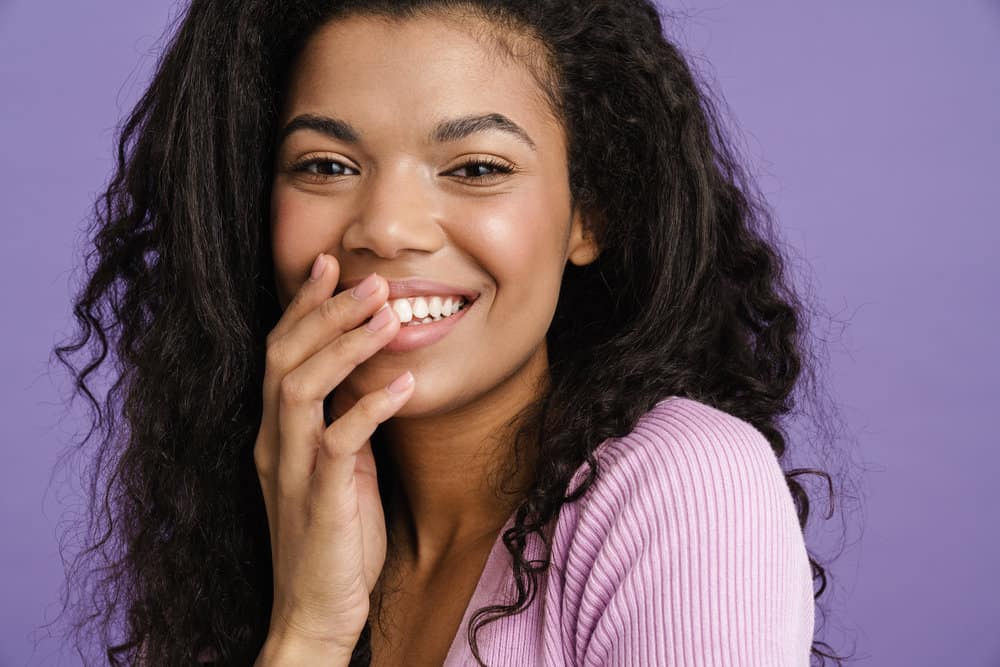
top-left (449, 157), bottom-right (515, 183)
top-left (287, 156), bottom-right (515, 183)
top-left (289, 157), bottom-right (358, 179)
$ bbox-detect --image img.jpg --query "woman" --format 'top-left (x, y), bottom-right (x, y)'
top-left (53, 1), bottom-right (846, 665)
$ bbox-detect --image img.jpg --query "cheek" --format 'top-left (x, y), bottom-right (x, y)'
top-left (472, 191), bottom-right (568, 297)
top-left (270, 187), bottom-right (341, 305)
top-left (462, 189), bottom-right (569, 349)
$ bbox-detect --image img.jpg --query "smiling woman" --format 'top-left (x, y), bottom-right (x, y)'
top-left (52, 1), bottom-right (846, 666)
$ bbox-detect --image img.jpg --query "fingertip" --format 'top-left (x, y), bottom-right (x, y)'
top-left (324, 254), bottom-right (341, 283)
top-left (386, 370), bottom-right (414, 394)
top-left (376, 299), bottom-right (400, 329)
top-left (309, 253), bottom-right (340, 285)
top-left (308, 253), bottom-right (327, 282)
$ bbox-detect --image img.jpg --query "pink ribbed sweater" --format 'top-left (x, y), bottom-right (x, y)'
top-left (192, 395), bottom-right (813, 665)
top-left (440, 395), bottom-right (815, 666)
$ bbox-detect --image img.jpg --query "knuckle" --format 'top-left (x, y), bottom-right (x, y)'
top-left (318, 295), bottom-right (345, 322)
top-left (278, 372), bottom-right (311, 404)
top-left (265, 340), bottom-right (291, 374)
top-left (331, 329), bottom-right (368, 368)
top-left (319, 427), bottom-right (342, 458)
top-left (253, 446), bottom-right (271, 476)
top-left (254, 445), bottom-right (275, 478)
top-left (356, 391), bottom-right (385, 424)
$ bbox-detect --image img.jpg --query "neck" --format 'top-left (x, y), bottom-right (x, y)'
top-left (378, 346), bottom-right (548, 573)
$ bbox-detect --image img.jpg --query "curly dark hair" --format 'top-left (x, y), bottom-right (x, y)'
top-left (49, 0), bottom-right (858, 665)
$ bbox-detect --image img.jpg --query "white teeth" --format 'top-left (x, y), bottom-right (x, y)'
top-left (412, 296), bottom-right (429, 319)
top-left (428, 296), bottom-right (443, 318)
top-left (391, 298), bottom-right (413, 323)
top-left (389, 295), bottom-right (467, 325)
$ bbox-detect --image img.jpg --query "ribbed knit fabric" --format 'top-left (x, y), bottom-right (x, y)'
top-left (188, 395), bottom-right (813, 665)
top-left (440, 395), bottom-right (815, 666)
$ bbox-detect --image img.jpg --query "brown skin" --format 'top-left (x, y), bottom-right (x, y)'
top-left (261, 11), bottom-right (599, 666)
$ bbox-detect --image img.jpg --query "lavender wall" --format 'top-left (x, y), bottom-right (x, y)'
top-left (2, 1), bottom-right (997, 665)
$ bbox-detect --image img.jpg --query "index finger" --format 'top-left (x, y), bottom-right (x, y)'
top-left (269, 253), bottom-right (341, 343)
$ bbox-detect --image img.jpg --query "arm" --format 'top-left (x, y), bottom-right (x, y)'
top-left (575, 402), bottom-right (814, 666)
top-left (136, 633), bottom-right (353, 665)
top-left (253, 634), bottom-right (355, 667)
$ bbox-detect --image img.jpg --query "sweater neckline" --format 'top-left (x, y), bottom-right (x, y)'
top-left (441, 509), bottom-right (519, 664)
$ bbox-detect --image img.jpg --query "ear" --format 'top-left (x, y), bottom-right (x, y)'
top-left (566, 205), bottom-right (601, 267)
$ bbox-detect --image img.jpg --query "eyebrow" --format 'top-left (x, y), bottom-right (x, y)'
top-left (277, 112), bottom-right (537, 152)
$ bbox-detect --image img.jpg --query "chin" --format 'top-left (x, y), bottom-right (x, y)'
top-left (334, 367), bottom-right (426, 417)
top-left (396, 378), bottom-right (483, 421)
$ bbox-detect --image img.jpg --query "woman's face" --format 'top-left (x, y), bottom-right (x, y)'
top-left (270, 13), bottom-right (597, 417)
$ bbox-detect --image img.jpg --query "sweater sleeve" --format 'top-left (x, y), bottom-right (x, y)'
top-left (571, 399), bottom-right (813, 667)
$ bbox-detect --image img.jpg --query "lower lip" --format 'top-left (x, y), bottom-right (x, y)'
top-left (381, 298), bottom-right (476, 353)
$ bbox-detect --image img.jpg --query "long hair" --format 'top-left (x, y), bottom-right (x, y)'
top-left (50, 1), bottom-right (856, 664)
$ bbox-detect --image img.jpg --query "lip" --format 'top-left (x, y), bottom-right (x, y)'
top-left (336, 276), bottom-right (480, 302)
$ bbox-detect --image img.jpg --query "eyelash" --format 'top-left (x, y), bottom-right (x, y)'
top-left (289, 156), bottom-right (515, 182)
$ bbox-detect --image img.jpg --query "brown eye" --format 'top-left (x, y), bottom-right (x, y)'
top-left (290, 158), bottom-right (358, 178)
top-left (450, 158), bottom-right (515, 181)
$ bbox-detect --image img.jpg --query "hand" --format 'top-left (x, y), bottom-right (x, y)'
top-left (253, 253), bottom-right (413, 655)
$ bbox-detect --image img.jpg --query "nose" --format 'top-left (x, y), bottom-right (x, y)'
top-left (340, 162), bottom-right (446, 259)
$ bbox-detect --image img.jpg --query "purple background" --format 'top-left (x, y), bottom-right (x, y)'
top-left (2, 1), bottom-right (997, 665)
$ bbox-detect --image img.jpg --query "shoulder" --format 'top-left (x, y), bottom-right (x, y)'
top-left (552, 393), bottom-right (798, 565)
top-left (567, 395), bottom-right (788, 515)
top-left (548, 395), bottom-right (814, 665)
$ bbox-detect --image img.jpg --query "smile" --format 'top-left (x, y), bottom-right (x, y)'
top-left (381, 294), bottom-right (477, 353)
top-left (390, 295), bottom-right (468, 326)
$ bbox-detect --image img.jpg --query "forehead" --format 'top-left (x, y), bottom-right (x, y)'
top-left (280, 13), bottom-right (561, 149)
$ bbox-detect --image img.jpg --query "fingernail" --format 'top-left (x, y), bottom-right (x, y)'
top-left (309, 254), bottom-right (327, 281)
top-left (365, 302), bottom-right (394, 331)
top-left (352, 272), bottom-right (379, 300)
top-left (387, 370), bottom-right (414, 394)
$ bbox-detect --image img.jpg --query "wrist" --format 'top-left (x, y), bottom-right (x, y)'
top-left (254, 633), bottom-right (356, 667)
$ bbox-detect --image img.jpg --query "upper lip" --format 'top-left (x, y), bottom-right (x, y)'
top-left (336, 277), bottom-right (480, 302)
